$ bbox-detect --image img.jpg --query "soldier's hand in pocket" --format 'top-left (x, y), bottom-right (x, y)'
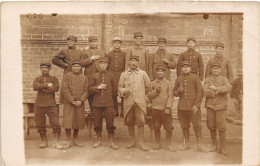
top-left (192, 106), bottom-right (199, 114)
top-left (165, 108), bottom-right (171, 114)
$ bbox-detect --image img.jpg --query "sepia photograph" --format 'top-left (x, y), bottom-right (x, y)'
top-left (1, 1), bottom-right (260, 166)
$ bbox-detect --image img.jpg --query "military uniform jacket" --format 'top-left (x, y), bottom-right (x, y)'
top-left (61, 72), bottom-right (88, 129)
top-left (148, 49), bottom-right (176, 81)
top-left (89, 71), bottom-right (117, 107)
top-left (205, 55), bottom-right (233, 84)
top-left (230, 77), bottom-right (243, 100)
top-left (203, 75), bottom-right (231, 110)
top-left (147, 78), bottom-right (173, 110)
top-left (125, 45), bottom-right (149, 73)
top-left (33, 74), bottom-right (59, 107)
top-left (52, 47), bottom-right (85, 74)
top-left (118, 68), bottom-right (150, 117)
top-left (177, 49), bottom-right (204, 81)
top-left (105, 49), bottom-right (126, 83)
top-left (81, 47), bottom-right (105, 79)
top-left (173, 73), bottom-right (203, 110)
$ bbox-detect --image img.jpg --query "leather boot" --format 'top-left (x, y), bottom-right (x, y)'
top-left (219, 131), bottom-right (228, 155)
top-left (63, 129), bottom-right (72, 149)
top-left (53, 133), bottom-right (63, 149)
top-left (179, 130), bottom-right (190, 151)
top-left (195, 129), bottom-right (208, 152)
top-left (153, 129), bottom-right (161, 150)
top-left (39, 133), bottom-right (48, 148)
top-left (109, 134), bottom-right (119, 150)
top-left (73, 129), bottom-right (84, 147)
top-left (138, 126), bottom-right (148, 151)
top-left (209, 129), bottom-right (218, 152)
top-left (126, 126), bottom-right (136, 148)
top-left (166, 131), bottom-right (176, 152)
top-left (93, 132), bottom-right (102, 148)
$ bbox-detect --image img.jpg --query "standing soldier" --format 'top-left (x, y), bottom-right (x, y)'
top-left (230, 69), bottom-right (243, 121)
top-left (148, 37), bottom-right (176, 81)
top-left (33, 62), bottom-right (62, 149)
top-left (173, 61), bottom-right (206, 152)
top-left (52, 35), bottom-right (85, 103)
top-left (147, 64), bottom-right (176, 152)
top-left (203, 62), bottom-right (231, 155)
top-left (205, 42), bottom-right (233, 84)
top-left (125, 32), bottom-right (149, 73)
top-left (61, 61), bottom-right (89, 149)
top-left (81, 36), bottom-right (105, 111)
top-left (105, 37), bottom-right (126, 117)
top-left (118, 55), bottom-right (150, 151)
top-left (89, 57), bottom-right (119, 150)
top-left (177, 37), bottom-right (204, 81)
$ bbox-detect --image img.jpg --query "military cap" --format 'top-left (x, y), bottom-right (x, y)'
top-left (99, 57), bottom-right (109, 63)
top-left (181, 61), bottom-right (191, 67)
top-left (156, 64), bottom-right (166, 71)
top-left (215, 42), bottom-right (224, 48)
top-left (211, 62), bottom-right (221, 68)
top-left (129, 55), bottom-right (139, 61)
top-left (88, 36), bottom-right (98, 42)
top-left (40, 61), bottom-right (51, 67)
top-left (67, 35), bottom-right (77, 42)
top-left (187, 37), bottom-right (196, 42)
top-left (158, 37), bottom-right (166, 43)
top-left (134, 32), bottom-right (143, 38)
top-left (72, 61), bottom-right (82, 66)
top-left (112, 37), bottom-right (122, 43)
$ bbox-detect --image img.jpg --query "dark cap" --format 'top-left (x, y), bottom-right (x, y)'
top-left (72, 61), bottom-right (82, 66)
top-left (211, 62), bottom-right (221, 68)
top-left (40, 61), bottom-right (51, 67)
top-left (129, 55), bottom-right (139, 61)
top-left (187, 37), bottom-right (196, 42)
top-left (67, 35), bottom-right (77, 42)
top-left (215, 42), bottom-right (224, 48)
top-left (112, 37), bottom-right (122, 43)
top-left (158, 37), bottom-right (166, 43)
top-left (134, 32), bottom-right (143, 38)
top-left (88, 36), bottom-right (98, 42)
top-left (156, 64), bottom-right (166, 71)
top-left (99, 57), bottom-right (109, 63)
top-left (181, 61), bottom-right (191, 67)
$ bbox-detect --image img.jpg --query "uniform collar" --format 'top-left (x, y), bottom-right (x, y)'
top-left (134, 44), bottom-right (143, 50)
top-left (42, 73), bottom-right (50, 77)
top-left (155, 77), bottom-right (166, 82)
top-left (187, 48), bottom-right (195, 51)
top-left (113, 48), bottom-right (121, 52)
top-left (214, 55), bottom-right (224, 61)
top-left (127, 68), bottom-right (140, 74)
top-left (157, 49), bottom-right (166, 55)
top-left (68, 46), bottom-right (76, 49)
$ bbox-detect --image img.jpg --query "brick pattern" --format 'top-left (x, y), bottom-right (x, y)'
top-left (21, 14), bottom-right (243, 103)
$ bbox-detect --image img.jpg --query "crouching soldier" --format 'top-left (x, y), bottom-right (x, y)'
top-left (89, 57), bottom-right (119, 150)
top-left (203, 62), bottom-right (231, 155)
top-left (33, 62), bottom-right (62, 149)
top-left (61, 61), bottom-right (89, 149)
top-left (173, 61), bottom-right (206, 152)
top-left (118, 55), bottom-right (150, 151)
top-left (147, 64), bottom-right (176, 152)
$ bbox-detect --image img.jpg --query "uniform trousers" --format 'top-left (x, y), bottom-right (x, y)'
top-left (35, 106), bottom-right (61, 134)
top-left (125, 103), bottom-right (145, 126)
top-left (207, 108), bottom-right (226, 131)
top-left (152, 109), bottom-right (174, 132)
top-left (177, 109), bottom-right (201, 131)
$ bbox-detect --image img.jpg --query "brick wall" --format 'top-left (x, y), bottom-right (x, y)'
top-left (21, 13), bottom-right (243, 103)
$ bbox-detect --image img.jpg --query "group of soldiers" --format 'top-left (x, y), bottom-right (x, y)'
top-left (32, 32), bottom-right (243, 156)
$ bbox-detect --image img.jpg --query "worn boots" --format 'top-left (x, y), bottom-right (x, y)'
top-left (219, 130), bottom-right (228, 155)
top-left (195, 129), bottom-right (207, 152)
top-left (39, 133), bottom-right (48, 148)
top-left (93, 132), bottom-right (102, 148)
top-left (209, 129), bottom-right (218, 152)
top-left (126, 126), bottom-right (136, 148)
top-left (179, 130), bottom-right (190, 151)
top-left (109, 134), bottom-right (119, 150)
top-left (53, 133), bottom-right (63, 149)
top-left (73, 129), bottom-right (84, 147)
top-left (166, 131), bottom-right (176, 152)
top-left (153, 129), bottom-right (161, 150)
top-left (138, 126), bottom-right (148, 151)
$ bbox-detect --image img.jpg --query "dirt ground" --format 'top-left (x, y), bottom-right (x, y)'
top-left (24, 117), bottom-right (242, 166)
